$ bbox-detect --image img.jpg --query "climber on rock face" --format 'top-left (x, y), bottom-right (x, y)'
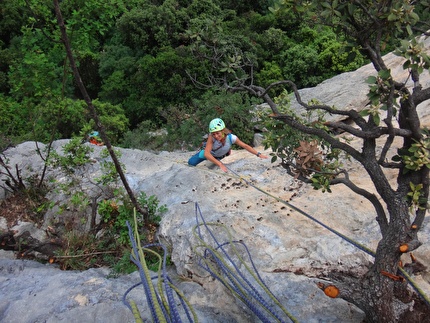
top-left (187, 118), bottom-right (268, 172)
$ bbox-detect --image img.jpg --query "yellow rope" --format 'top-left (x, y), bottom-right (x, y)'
top-left (166, 283), bottom-right (199, 322)
top-left (126, 209), bottom-right (198, 322)
top-left (129, 300), bottom-right (144, 323)
top-left (141, 247), bottom-right (170, 317)
top-left (398, 267), bottom-right (430, 305)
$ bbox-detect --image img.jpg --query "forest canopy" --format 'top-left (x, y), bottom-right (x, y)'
top-left (0, 0), bottom-right (369, 150)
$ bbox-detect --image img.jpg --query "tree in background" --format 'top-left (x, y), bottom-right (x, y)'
top-left (189, 0), bottom-right (430, 321)
top-left (1, 0), bottom-right (364, 147)
top-left (0, 0), bottom-right (130, 143)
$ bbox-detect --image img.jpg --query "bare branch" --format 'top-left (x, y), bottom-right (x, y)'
top-left (330, 170), bottom-right (389, 236)
top-left (273, 114), bottom-right (364, 163)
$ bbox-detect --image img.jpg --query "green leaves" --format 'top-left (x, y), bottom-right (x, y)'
top-left (48, 137), bottom-right (94, 175)
top-left (400, 138), bottom-right (430, 173)
top-left (362, 69), bottom-right (398, 125)
top-left (320, 0), bottom-right (342, 18)
top-left (365, 75), bottom-right (377, 85)
top-left (395, 38), bottom-right (430, 75)
top-left (220, 55), bottom-right (243, 73)
top-left (99, 191), bottom-right (167, 246)
top-left (310, 173), bottom-right (332, 193)
top-left (407, 182), bottom-right (428, 213)
top-left (262, 95), bottom-right (342, 194)
top-left (393, 129), bottom-right (430, 175)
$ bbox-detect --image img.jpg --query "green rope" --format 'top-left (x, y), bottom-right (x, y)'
top-left (166, 283), bottom-right (200, 322)
top-left (124, 210), bottom-right (198, 322)
top-left (129, 300), bottom-right (144, 323)
top-left (141, 246), bottom-right (170, 317)
top-left (205, 222), bottom-right (295, 319)
top-left (398, 267), bottom-right (430, 305)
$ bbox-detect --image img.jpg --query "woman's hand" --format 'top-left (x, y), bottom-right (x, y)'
top-left (219, 163), bottom-right (228, 173)
top-left (257, 153), bottom-right (269, 159)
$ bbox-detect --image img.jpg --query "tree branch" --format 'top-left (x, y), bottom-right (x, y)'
top-left (330, 170), bottom-right (389, 236)
top-left (52, 0), bottom-right (149, 222)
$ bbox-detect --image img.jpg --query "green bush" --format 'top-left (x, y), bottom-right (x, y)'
top-left (170, 91), bottom-right (259, 150)
top-left (120, 120), bottom-right (168, 151)
top-left (54, 191), bottom-right (167, 273)
top-left (99, 191), bottom-right (167, 246)
top-left (120, 91), bottom-right (259, 152)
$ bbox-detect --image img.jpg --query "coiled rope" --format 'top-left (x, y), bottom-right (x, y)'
top-left (122, 210), bottom-right (198, 323)
top-left (192, 202), bottom-right (298, 323)
top-left (124, 157), bottom-right (430, 314)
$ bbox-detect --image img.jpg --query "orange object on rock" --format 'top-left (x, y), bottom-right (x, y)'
top-left (399, 244), bottom-right (409, 253)
top-left (323, 285), bottom-right (340, 298)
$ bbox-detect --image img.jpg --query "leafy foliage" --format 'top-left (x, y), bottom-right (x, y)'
top-left (46, 138), bottom-right (167, 272)
top-left (278, 26), bottom-right (365, 88)
top-left (394, 130), bottom-right (430, 173)
top-left (49, 137), bottom-right (94, 174)
top-left (248, 1), bottom-right (430, 320)
top-left (0, 0), bottom-right (368, 149)
top-left (120, 120), bottom-right (168, 151)
top-left (120, 91), bottom-right (258, 151)
top-left (262, 93), bottom-right (345, 193)
top-left (98, 191), bottom-right (167, 251)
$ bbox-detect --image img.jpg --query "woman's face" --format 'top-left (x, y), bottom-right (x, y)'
top-left (212, 131), bottom-right (225, 141)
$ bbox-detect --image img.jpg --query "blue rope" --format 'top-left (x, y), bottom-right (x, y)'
top-left (123, 221), bottom-right (197, 322)
top-left (143, 242), bottom-right (181, 323)
top-left (194, 203), bottom-right (298, 322)
top-left (126, 221), bottom-right (162, 322)
top-left (203, 239), bottom-right (287, 320)
top-left (201, 247), bottom-right (277, 320)
top-left (122, 281), bottom-right (143, 311)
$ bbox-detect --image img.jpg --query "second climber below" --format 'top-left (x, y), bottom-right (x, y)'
top-left (188, 118), bottom-right (268, 173)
